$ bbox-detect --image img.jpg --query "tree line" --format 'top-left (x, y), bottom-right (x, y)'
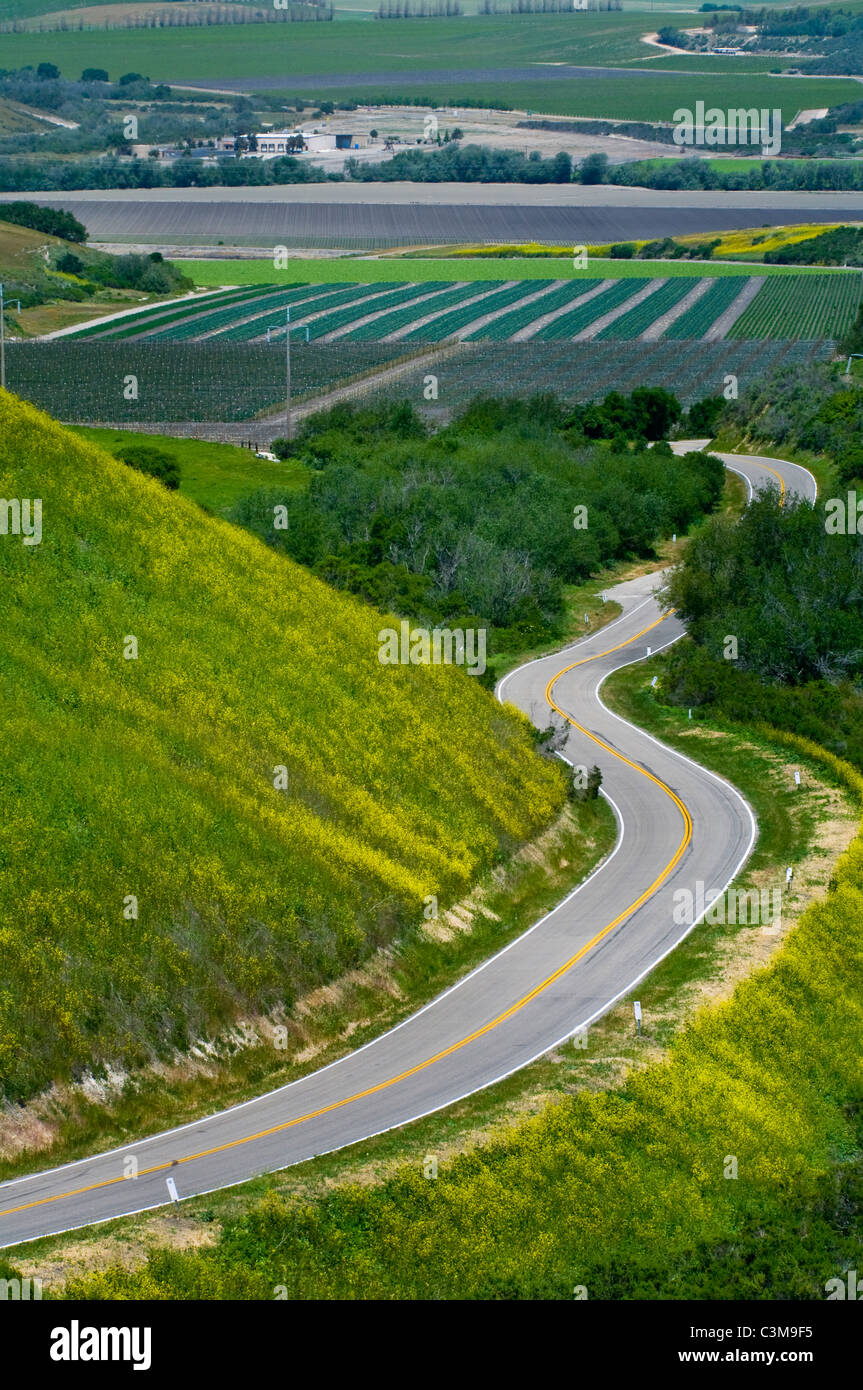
top-left (231, 392), bottom-right (723, 673)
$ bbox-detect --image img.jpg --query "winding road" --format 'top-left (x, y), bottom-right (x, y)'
top-left (0, 447), bottom-right (816, 1251)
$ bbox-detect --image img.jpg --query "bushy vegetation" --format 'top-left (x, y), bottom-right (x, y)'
top-left (346, 144), bottom-right (573, 184)
top-left (59, 736), bottom-right (863, 1299)
top-left (610, 235), bottom-right (721, 261)
top-left (229, 394), bottom-right (723, 664)
top-left (113, 441), bottom-right (181, 490)
top-left (0, 200), bottom-right (85, 243)
top-left (765, 225), bottom-right (863, 266)
top-left (0, 154), bottom-right (333, 192)
top-left (723, 359), bottom-right (863, 486)
top-left (0, 393), bottom-right (567, 1101)
top-left (665, 493), bottom-right (863, 685)
top-left (662, 480), bottom-right (863, 764)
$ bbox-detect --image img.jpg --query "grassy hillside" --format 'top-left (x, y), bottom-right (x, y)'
top-left (55, 732), bottom-right (863, 1299)
top-left (0, 391), bottom-right (565, 1101)
top-left (0, 214), bottom-right (194, 335)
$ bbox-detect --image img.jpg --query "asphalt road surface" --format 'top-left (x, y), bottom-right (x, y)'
top-left (0, 449), bottom-right (816, 1250)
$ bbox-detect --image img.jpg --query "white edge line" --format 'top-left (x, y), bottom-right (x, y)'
top-left (0, 455), bottom-right (798, 1245)
top-left (0, 594), bottom-right (657, 1196)
top-left (0, 625), bottom-right (757, 1252)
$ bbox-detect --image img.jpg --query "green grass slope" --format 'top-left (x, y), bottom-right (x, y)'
top-left (0, 391), bottom-right (564, 1101)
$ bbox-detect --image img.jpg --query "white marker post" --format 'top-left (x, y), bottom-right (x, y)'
top-left (633, 1000), bottom-right (642, 1036)
top-left (651, 676), bottom-right (657, 687)
top-left (786, 866), bottom-right (793, 884)
top-left (166, 1176), bottom-right (180, 1203)
top-left (794, 770), bottom-right (801, 787)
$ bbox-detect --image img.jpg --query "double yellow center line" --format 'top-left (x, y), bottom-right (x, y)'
top-left (0, 613), bottom-right (691, 1225)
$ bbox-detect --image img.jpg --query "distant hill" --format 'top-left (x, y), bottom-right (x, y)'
top-left (0, 392), bottom-right (564, 1100)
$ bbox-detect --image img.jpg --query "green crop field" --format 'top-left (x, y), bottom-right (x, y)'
top-left (726, 272), bottom-right (863, 340)
top-left (0, 16), bottom-right (858, 121)
top-left (61, 271), bottom-right (859, 350)
top-left (0, 390), bottom-right (565, 1099)
top-left (181, 258), bottom-right (841, 289)
top-left (4, 340), bottom-right (414, 420)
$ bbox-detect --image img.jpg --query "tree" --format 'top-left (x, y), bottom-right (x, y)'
top-left (579, 151), bottom-right (608, 185)
top-left (114, 444), bottom-right (180, 490)
top-left (57, 251), bottom-right (85, 276)
top-left (81, 68), bottom-right (109, 83)
top-left (36, 62), bottom-right (60, 80)
top-left (688, 395), bottom-right (725, 436)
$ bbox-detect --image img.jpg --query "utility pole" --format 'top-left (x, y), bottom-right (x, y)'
top-left (285, 305), bottom-right (291, 442)
top-left (265, 305), bottom-right (309, 442)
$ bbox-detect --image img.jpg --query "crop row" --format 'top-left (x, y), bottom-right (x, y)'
top-left (5, 342), bottom-right (413, 422)
top-left (663, 276), bottom-right (746, 340)
top-left (65, 272), bottom-right (859, 346)
top-left (399, 281), bottom-right (540, 344)
top-left (71, 283), bottom-right (280, 341)
top-left (726, 273), bottom-right (862, 340)
top-left (596, 278), bottom-right (694, 342)
top-left (146, 282), bottom-right (374, 342)
top-left (374, 339), bottom-right (832, 414)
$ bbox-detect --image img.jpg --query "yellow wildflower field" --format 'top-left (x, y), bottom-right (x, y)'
top-left (0, 393), bottom-right (565, 1100)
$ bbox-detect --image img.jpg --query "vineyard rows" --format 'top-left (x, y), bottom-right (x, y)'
top-left (62, 273), bottom-right (861, 346)
top-left (5, 339), bottom-right (832, 426)
top-left (726, 273), bottom-right (862, 340)
top-left (596, 278), bottom-right (693, 342)
top-left (663, 277), bottom-right (745, 340)
top-left (377, 340), bottom-right (834, 416)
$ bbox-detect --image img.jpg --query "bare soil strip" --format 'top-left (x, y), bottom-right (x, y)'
top-left (383, 281), bottom-right (518, 342)
top-left (451, 279), bottom-right (567, 341)
top-left (318, 282), bottom-right (467, 343)
top-left (574, 278), bottom-right (662, 341)
top-left (640, 276), bottom-right (711, 341)
top-left (704, 276), bottom-right (762, 341)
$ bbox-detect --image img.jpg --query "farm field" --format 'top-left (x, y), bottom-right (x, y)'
top-left (5, 337), bottom-right (834, 426)
top-left (4, 341), bottom-right (415, 420)
top-left (61, 273), bottom-right (863, 347)
top-left (182, 257), bottom-right (838, 288)
top-left (373, 339), bottom-right (834, 416)
top-left (725, 273), bottom-right (863, 340)
top-left (28, 197), bottom-right (863, 250)
top-left (0, 14), bottom-right (844, 95)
